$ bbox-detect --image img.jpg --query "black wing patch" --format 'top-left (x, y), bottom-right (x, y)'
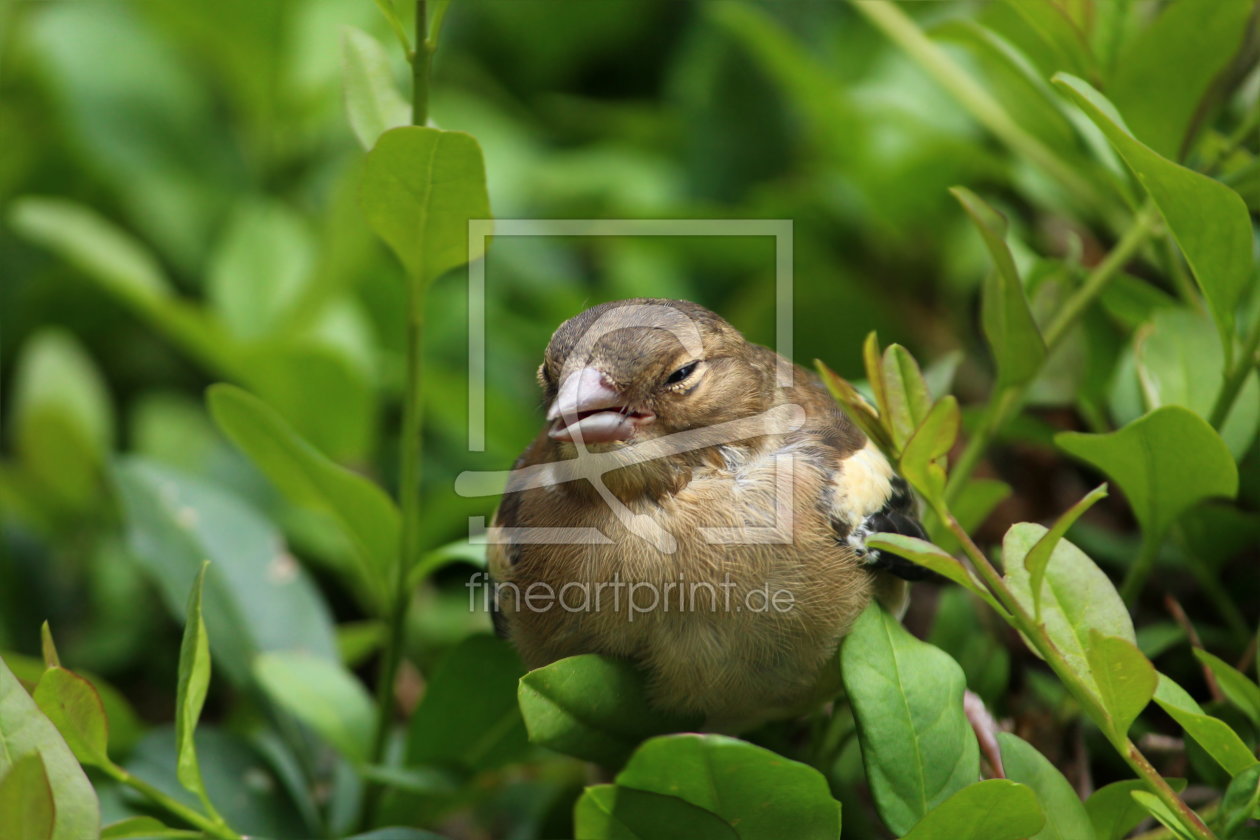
top-left (846, 476), bottom-right (934, 582)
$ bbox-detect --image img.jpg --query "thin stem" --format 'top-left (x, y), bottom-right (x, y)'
top-left (362, 0), bottom-right (430, 827)
top-left (945, 385), bottom-right (1020, 504)
top-left (103, 764), bottom-right (240, 840)
top-left (1208, 313), bottom-right (1260, 428)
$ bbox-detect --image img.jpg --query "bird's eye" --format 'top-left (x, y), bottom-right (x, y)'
top-left (666, 361), bottom-right (699, 385)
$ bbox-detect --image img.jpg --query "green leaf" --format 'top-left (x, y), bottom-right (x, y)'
top-left (574, 784), bottom-right (739, 840)
top-left (112, 457), bottom-right (337, 686)
top-left (996, 733), bottom-right (1092, 840)
top-left (32, 668), bottom-right (111, 769)
top-left (39, 623), bottom-right (60, 670)
top-left (1129, 790), bottom-right (1199, 840)
top-left (253, 651), bottom-right (374, 763)
top-left (207, 384), bottom-right (397, 610)
top-left (1085, 632), bottom-right (1156, 743)
top-left (1025, 484), bottom-right (1108, 618)
top-left (1054, 74), bottom-right (1254, 348)
top-left (865, 533), bottom-right (1005, 615)
top-left (0, 753), bottom-right (54, 840)
top-left (341, 26), bottom-right (409, 150)
top-left (174, 562), bottom-right (215, 814)
top-left (1154, 673), bottom-right (1259, 777)
top-left (101, 817), bottom-right (199, 839)
top-left (1107, 0), bottom-right (1253, 160)
top-left (613, 734), bottom-right (843, 839)
top-left (340, 831), bottom-right (450, 840)
top-left (951, 187), bottom-right (1046, 387)
top-left (0, 656), bottom-right (99, 840)
top-left (360, 126), bottom-right (491, 285)
top-left (1221, 764), bottom-right (1260, 839)
top-left (517, 654), bottom-right (701, 768)
top-left (1193, 649), bottom-right (1260, 728)
top-left (839, 604), bottom-right (979, 835)
top-left (816, 360), bottom-right (893, 453)
top-left (405, 635), bottom-right (528, 773)
top-left (1133, 307), bottom-right (1260, 460)
top-left (1086, 779), bottom-right (1188, 840)
top-left (880, 345), bottom-right (934, 451)
top-left (10, 329), bottom-right (113, 508)
top-left (997, 0), bottom-right (1093, 79)
top-left (900, 779), bottom-right (1044, 840)
top-left (1004, 524), bottom-right (1137, 701)
top-left (899, 395), bottom-right (960, 504)
top-left (1056, 407), bottom-right (1239, 542)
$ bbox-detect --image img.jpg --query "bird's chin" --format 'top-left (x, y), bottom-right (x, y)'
top-left (548, 409), bottom-right (655, 445)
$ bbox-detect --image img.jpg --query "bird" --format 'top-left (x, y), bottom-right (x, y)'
top-left (488, 298), bottom-right (927, 731)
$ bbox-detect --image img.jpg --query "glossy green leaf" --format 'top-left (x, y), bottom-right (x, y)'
top-left (0, 656), bottom-right (98, 840)
top-left (1056, 407), bottom-right (1238, 541)
top-left (899, 395), bottom-right (959, 504)
top-left (100, 817), bottom-right (198, 839)
top-left (1055, 74), bottom-right (1254, 347)
top-left (253, 651), bottom-right (374, 763)
top-left (517, 654), bottom-right (700, 767)
top-left (900, 779), bottom-right (1044, 840)
top-left (1154, 673), bottom-right (1259, 777)
top-left (1193, 649), bottom-right (1260, 727)
top-left (112, 457), bottom-right (338, 686)
top-left (1086, 779), bottom-right (1187, 840)
top-left (952, 187), bottom-right (1046, 387)
top-left (840, 604), bottom-right (979, 835)
top-left (32, 668), bottom-right (111, 769)
top-left (0, 753), bottom-right (54, 840)
top-left (865, 533), bottom-right (1005, 615)
top-left (1108, 0), bottom-right (1253, 160)
top-left (1004, 524), bottom-right (1136, 701)
top-left (1129, 790), bottom-right (1199, 840)
top-left (360, 126), bottom-right (491, 285)
top-left (1221, 763), bottom-right (1260, 838)
top-left (574, 784), bottom-right (738, 840)
top-left (1025, 484), bottom-right (1108, 618)
top-left (405, 635), bottom-right (528, 773)
top-left (998, 733), bottom-right (1092, 840)
top-left (10, 329), bottom-right (113, 508)
top-left (1133, 307), bottom-right (1260, 460)
top-left (880, 345), bottom-right (934, 451)
top-left (207, 384), bottom-right (397, 610)
top-left (174, 562), bottom-right (215, 814)
top-left (1085, 632), bottom-right (1156, 743)
top-left (341, 26), bottom-right (409, 150)
top-left (613, 734), bottom-right (843, 839)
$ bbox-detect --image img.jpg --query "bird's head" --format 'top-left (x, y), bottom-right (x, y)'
top-left (540, 299), bottom-right (771, 448)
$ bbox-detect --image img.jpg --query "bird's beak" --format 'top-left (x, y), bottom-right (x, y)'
top-left (547, 367), bottom-right (654, 444)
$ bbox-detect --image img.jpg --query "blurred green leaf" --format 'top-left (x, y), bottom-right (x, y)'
top-left (340, 830), bottom-right (450, 840)
top-left (997, 733), bottom-right (1092, 840)
top-left (0, 656), bottom-right (99, 840)
top-left (612, 734), bottom-right (842, 839)
top-left (32, 668), bottom-right (111, 769)
top-left (1085, 778), bottom-right (1187, 840)
top-left (900, 779), bottom-right (1044, 840)
top-left (1193, 649), bottom-right (1260, 727)
top-left (1056, 407), bottom-right (1239, 542)
top-left (173, 562), bottom-right (217, 817)
top-left (100, 817), bottom-right (198, 839)
top-left (866, 533), bottom-right (1004, 615)
top-left (899, 395), bottom-right (959, 504)
top-left (208, 383), bottom-right (397, 610)
top-left (0, 753), bottom-right (54, 840)
top-left (880, 345), bottom-right (934, 451)
top-left (113, 457), bottom-right (337, 686)
top-left (517, 654), bottom-right (700, 768)
top-left (1086, 631), bottom-right (1156, 743)
top-left (1055, 74), bottom-right (1254, 349)
top-left (9, 329), bottom-right (113, 508)
top-left (253, 651), bottom-right (374, 763)
top-left (207, 198), bottom-right (315, 341)
top-left (360, 126), bottom-right (491, 286)
top-left (1025, 484), bottom-right (1108, 618)
top-left (1107, 0), bottom-right (1253, 160)
top-left (1221, 763), bottom-right (1260, 838)
top-left (951, 187), bottom-right (1046, 387)
top-left (839, 604), bottom-right (979, 835)
top-left (341, 26), bottom-right (410, 150)
top-left (405, 635), bottom-right (528, 774)
top-left (574, 784), bottom-right (738, 840)
top-left (1154, 673), bottom-right (1259, 777)
top-left (999, 0), bottom-right (1093, 80)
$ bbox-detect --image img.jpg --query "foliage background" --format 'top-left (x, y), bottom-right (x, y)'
top-left (1, 1), bottom-right (1258, 838)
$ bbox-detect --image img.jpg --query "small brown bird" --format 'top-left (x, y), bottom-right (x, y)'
top-left (489, 299), bottom-right (925, 730)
